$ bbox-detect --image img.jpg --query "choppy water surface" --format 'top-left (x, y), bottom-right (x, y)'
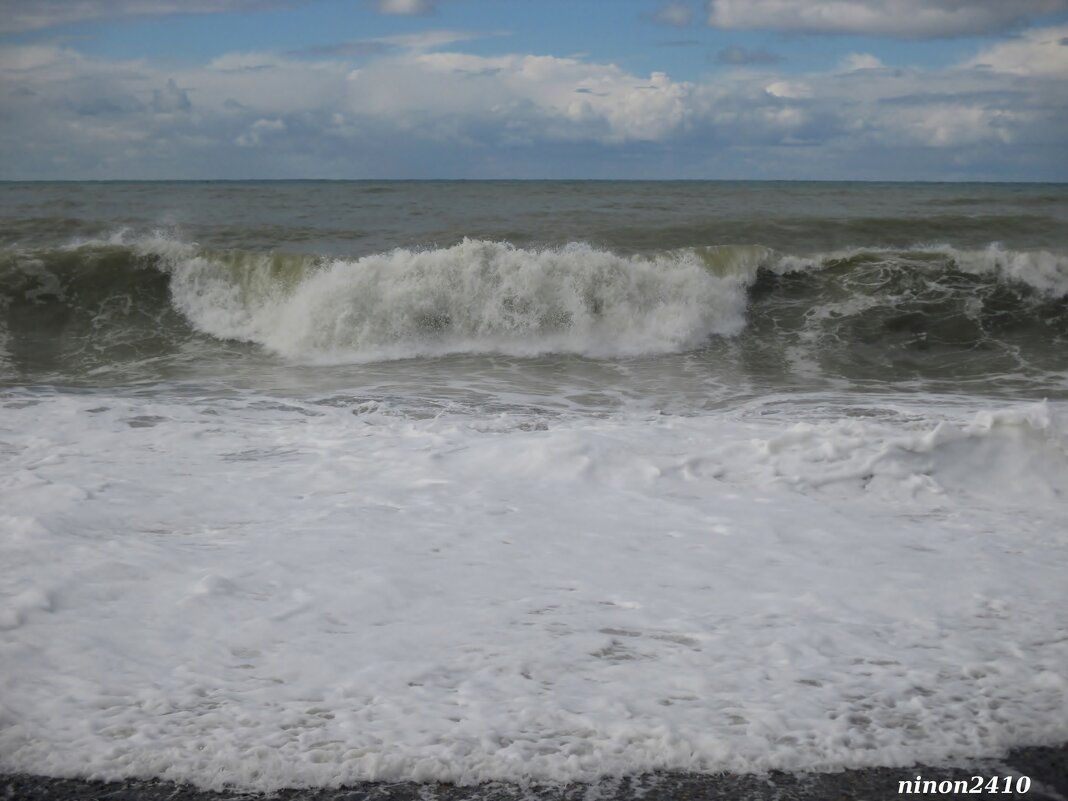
top-left (3, 180), bottom-right (1068, 405)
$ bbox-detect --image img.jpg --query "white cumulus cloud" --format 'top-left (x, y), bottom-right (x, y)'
top-left (706, 0), bottom-right (1068, 39)
top-left (965, 23), bottom-right (1068, 76)
top-left (765, 80), bottom-right (813, 99)
top-left (840, 53), bottom-right (884, 71)
top-left (346, 51), bottom-right (696, 143)
top-left (236, 117), bottom-right (287, 146)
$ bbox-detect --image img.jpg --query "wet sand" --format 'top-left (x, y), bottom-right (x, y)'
top-left (3, 744), bottom-right (1066, 801)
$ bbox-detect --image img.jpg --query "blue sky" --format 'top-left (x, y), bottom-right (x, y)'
top-left (2, 0), bottom-right (1067, 180)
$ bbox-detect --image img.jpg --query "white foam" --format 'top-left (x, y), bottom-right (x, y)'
top-left (157, 239), bottom-right (752, 362)
top-left (1, 392), bottom-right (1065, 790)
top-left (944, 244), bottom-right (1068, 298)
top-left (772, 243), bottom-right (1068, 297)
top-left (750, 401), bottom-right (1068, 503)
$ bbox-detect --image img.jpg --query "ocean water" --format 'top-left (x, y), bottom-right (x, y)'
top-left (1, 181), bottom-right (1066, 789)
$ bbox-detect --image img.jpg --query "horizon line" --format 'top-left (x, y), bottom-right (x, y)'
top-left (3, 177), bottom-right (1067, 185)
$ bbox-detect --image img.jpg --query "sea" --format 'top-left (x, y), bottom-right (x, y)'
top-left (1, 180), bottom-right (1066, 790)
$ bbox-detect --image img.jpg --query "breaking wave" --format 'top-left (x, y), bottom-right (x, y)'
top-left (163, 238), bottom-right (751, 361)
top-left (1, 236), bottom-right (1066, 377)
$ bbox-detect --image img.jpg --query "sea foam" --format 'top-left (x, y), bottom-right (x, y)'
top-left (1, 393), bottom-right (1065, 789)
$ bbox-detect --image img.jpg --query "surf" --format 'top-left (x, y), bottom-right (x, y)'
top-left (1, 236), bottom-right (1065, 382)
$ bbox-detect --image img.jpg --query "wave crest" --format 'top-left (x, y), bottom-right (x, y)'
top-left (773, 243), bottom-right (1068, 297)
top-left (163, 239), bottom-right (753, 362)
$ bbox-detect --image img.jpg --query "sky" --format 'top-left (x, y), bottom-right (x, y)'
top-left (1, 0), bottom-right (1067, 181)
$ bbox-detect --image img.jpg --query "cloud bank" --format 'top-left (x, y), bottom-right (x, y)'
top-left (1, 21), bottom-right (1066, 179)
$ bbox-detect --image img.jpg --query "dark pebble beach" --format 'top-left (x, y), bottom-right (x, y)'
top-left (3, 744), bottom-right (1066, 801)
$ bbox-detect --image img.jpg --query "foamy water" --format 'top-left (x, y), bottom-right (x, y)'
top-left (1, 180), bottom-right (1066, 790)
top-left (2, 392), bottom-right (1066, 789)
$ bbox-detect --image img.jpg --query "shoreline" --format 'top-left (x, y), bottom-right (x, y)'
top-left (3, 744), bottom-right (1066, 801)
